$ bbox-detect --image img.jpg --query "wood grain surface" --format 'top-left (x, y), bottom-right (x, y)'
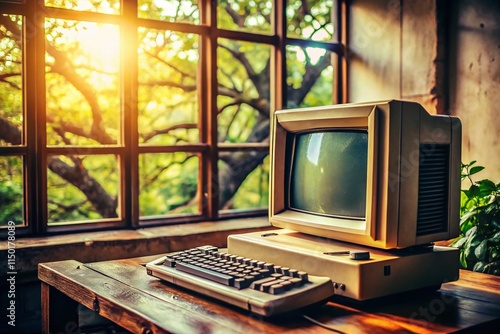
top-left (39, 256), bottom-right (500, 333)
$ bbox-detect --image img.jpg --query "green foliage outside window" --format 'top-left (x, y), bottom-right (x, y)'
top-left (0, 157), bottom-right (23, 225)
top-left (0, 1), bottom-right (339, 228)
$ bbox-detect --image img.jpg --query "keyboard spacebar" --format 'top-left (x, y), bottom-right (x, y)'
top-left (176, 262), bottom-right (234, 286)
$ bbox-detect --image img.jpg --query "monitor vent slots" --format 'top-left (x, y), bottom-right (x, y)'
top-left (416, 144), bottom-right (450, 236)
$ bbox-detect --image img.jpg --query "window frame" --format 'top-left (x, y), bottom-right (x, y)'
top-left (0, 0), bottom-right (346, 237)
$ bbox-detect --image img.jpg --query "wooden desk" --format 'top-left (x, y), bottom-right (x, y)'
top-left (39, 256), bottom-right (500, 333)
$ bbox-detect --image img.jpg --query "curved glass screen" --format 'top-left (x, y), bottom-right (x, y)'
top-left (290, 131), bottom-right (368, 219)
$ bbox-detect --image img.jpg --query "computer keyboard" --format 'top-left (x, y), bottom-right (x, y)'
top-left (146, 245), bottom-right (335, 316)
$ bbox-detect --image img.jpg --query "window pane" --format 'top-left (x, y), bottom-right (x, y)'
top-left (286, 45), bottom-right (334, 108)
top-left (45, 19), bottom-right (121, 146)
top-left (138, 28), bottom-right (199, 145)
top-left (218, 0), bottom-right (272, 34)
top-left (138, 0), bottom-right (200, 24)
top-left (47, 155), bottom-right (120, 224)
top-left (139, 153), bottom-right (199, 217)
top-left (287, 0), bottom-right (335, 41)
top-left (0, 156), bottom-right (24, 227)
top-left (217, 39), bottom-right (270, 143)
top-left (0, 15), bottom-right (23, 147)
top-left (45, 0), bottom-right (120, 15)
top-left (218, 152), bottom-right (268, 211)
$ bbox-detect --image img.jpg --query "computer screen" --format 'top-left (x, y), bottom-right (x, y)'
top-left (269, 100), bottom-right (462, 249)
top-left (290, 130), bottom-right (368, 219)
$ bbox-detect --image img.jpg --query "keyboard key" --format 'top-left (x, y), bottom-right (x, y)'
top-left (297, 271), bottom-right (309, 282)
top-left (269, 284), bottom-right (285, 295)
top-left (250, 277), bottom-right (276, 291)
top-left (146, 245), bottom-right (335, 317)
top-left (176, 262), bottom-right (234, 286)
top-left (261, 281), bottom-right (277, 293)
top-left (281, 281), bottom-right (292, 290)
top-left (163, 257), bottom-right (176, 267)
top-left (234, 278), bottom-right (251, 289)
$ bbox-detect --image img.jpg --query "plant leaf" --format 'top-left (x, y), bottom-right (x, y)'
top-left (459, 250), bottom-right (468, 269)
top-left (460, 219), bottom-right (474, 234)
top-left (490, 231), bottom-right (500, 244)
top-left (450, 237), bottom-right (466, 248)
top-left (468, 184), bottom-right (481, 198)
top-left (484, 261), bottom-right (500, 275)
top-left (478, 179), bottom-right (496, 194)
top-left (464, 225), bottom-right (477, 237)
top-left (469, 166), bottom-right (485, 176)
top-left (492, 219), bottom-right (500, 231)
top-left (485, 200), bottom-right (498, 214)
top-left (474, 239), bottom-right (488, 260)
top-left (470, 233), bottom-right (483, 247)
top-left (473, 261), bottom-right (487, 272)
top-left (489, 247), bottom-right (500, 262)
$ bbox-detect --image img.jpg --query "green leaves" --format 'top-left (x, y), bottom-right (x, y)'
top-left (474, 239), bottom-right (488, 260)
top-left (469, 166), bottom-right (485, 176)
top-left (454, 162), bottom-right (500, 275)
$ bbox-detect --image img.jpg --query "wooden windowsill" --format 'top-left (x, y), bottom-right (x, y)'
top-left (0, 217), bottom-right (273, 279)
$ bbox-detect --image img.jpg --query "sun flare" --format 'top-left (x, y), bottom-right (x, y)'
top-left (76, 22), bottom-right (120, 72)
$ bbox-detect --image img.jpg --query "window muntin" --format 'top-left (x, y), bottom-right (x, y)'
top-left (0, 0), bottom-right (344, 234)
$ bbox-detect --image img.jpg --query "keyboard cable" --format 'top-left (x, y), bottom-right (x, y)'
top-left (302, 314), bottom-right (346, 333)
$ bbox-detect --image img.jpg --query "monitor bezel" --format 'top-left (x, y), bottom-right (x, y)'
top-left (270, 104), bottom-right (379, 243)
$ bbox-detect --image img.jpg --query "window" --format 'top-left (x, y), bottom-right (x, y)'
top-left (0, 0), bottom-right (345, 236)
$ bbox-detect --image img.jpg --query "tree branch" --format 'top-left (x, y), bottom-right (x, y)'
top-left (142, 48), bottom-right (196, 81)
top-left (141, 123), bottom-right (198, 142)
top-left (48, 156), bottom-right (118, 218)
top-left (224, 4), bottom-right (247, 27)
top-left (47, 113), bottom-right (113, 145)
top-left (0, 115), bottom-right (118, 218)
top-left (0, 117), bottom-right (21, 145)
top-left (218, 150), bottom-right (269, 206)
top-left (141, 154), bottom-right (196, 190)
top-left (0, 73), bottom-right (22, 90)
top-left (218, 43), bottom-right (257, 83)
top-left (138, 79), bottom-right (196, 92)
top-left (287, 53), bottom-right (331, 106)
top-left (45, 38), bottom-right (115, 144)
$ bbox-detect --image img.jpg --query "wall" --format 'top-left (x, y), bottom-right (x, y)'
top-left (348, 0), bottom-right (500, 180)
top-left (348, 0), bottom-right (440, 114)
top-left (449, 0), bottom-right (500, 180)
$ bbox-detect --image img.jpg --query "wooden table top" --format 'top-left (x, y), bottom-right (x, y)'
top-left (39, 255), bottom-right (500, 333)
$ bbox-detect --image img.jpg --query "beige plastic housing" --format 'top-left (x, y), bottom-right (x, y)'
top-left (228, 229), bottom-right (460, 301)
top-left (269, 100), bottom-right (462, 249)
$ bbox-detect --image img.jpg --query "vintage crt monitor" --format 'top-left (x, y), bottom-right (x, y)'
top-left (228, 100), bottom-right (462, 300)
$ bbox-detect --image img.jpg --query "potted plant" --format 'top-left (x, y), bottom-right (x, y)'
top-left (450, 161), bottom-right (500, 275)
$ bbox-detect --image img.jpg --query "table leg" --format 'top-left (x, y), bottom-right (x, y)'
top-left (41, 282), bottom-right (79, 334)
